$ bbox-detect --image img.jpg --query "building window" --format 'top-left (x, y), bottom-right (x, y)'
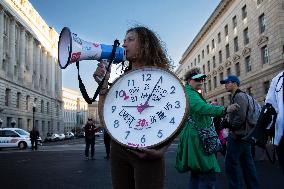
top-left (245, 56), bottom-right (252, 72)
top-left (219, 50), bottom-right (222, 64)
top-left (213, 56), bottom-right (216, 68)
top-left (243, 28), bottom-right (249, 45)
top-left (204, 82), bottom-right (207, 93)
top-left (224, 25), bottom-right (228, 37)
top-left (257, 0), bottom-right (263, 5)
top-left (213, 76), bottom-right (217, 89)
top-left (207, 61), bottom-right (211, 72)
top-left (247, 87), bottom-right (252, 96)
top-left (212, 39), bottom-right (215, 50)
top-left (5, 88), bottom-right (11, 106)
top-left (16, 92), bottom-right (21, 109)
top-left (203, 65), bottom-right (205, 74)
top-left (218, 32), bottom-right (221, 43)
top-left (202, 50), bottom-right (204, 59)
top-left (261, 45), bottom-right (269, 64)
top-left (41, 100), bottom-right (44, 113)
top-left (198, 55), bottom-right (200, 63)
top-left (34, 98), bottom-right (38, 112)
top-left (242, 5), bottom-right (247, 20)
top-left (232, 15), bottom-right (237, 29)
top-left (227, 68), bottom-right (231, 76)
top-left (235, 62), bottom-right (240, 76)
top-left (259, 14), bottom-right (266, 34)
top-left (47, 102), bottom-right (50, 114)
top-left (57, 122), bottom-right (60, 132)
top-left (220, 72), bottom-right (224, 81)
top-left (226, 44), bottom-right (230, 58)
top-left (207, 45), bottom-right (210, 54)
top-left (191, 62), bottom-right (193, 67)
top-left (208, 80), bottom-right (212, 91)
top-left (263, 81), bottom-right (270, 94)
top-left (194, 58), bottom-right (197, 66)
top-left (234, 37), bottom-right (239, 52)
top-left (42, 121), bottom-right (45, 132)
top-left (26, 95), bottom-right (30, 110)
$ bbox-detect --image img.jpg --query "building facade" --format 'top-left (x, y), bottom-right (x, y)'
top-left (88, 102), bottom-right (100, 125)
top-left (0, 0), bottom-right (63, 138)
top-left (176, 0), bottom-right (284, 105)
top-left (62, 87), bottom-right (88, 133)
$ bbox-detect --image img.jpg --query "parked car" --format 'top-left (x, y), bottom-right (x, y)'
top-left (0, 128), bottom-right (31, 150)
top-left (58, 134), bottom-right (65, 140)
top-left (65, 132), bottom-right (75, 139)
top-left (76, 131), bottom-right (85, 138)
top-left (95, 128), bottom-right (104, 137)
top-left (50, 134), bottom-right (60, 141)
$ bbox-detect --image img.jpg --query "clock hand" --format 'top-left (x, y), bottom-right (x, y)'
top-left (122, 105), bottom-right (154, 108)
top-left (140, 76), bottom-right (162, 113)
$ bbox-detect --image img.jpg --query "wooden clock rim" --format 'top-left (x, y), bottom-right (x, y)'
top-left (101, 66), bottom-right (190, 149)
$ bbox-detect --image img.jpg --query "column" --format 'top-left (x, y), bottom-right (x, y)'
top-left (41, 49), bottom-right (46, 91)
top-left (35, 43), bottom-right (41, 89)
top-left (0, 7), bottom-right (4, 71)
top-left (19, 27), bottom-right (25, 82)
top-left (27, 35), bottom-right (33, 84)
top-left (51, 57), bottom-right (55, 98)
top-left (8, 18), bottom-right (16, 79)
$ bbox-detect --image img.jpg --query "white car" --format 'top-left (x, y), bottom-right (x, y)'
top-left (0, 128), bottom-right (31, 150)
top-left (65, 132), bottom-right (74, 139)
top-left (58, 133), bottom-right (65, 140)
top-left (51, 133), bottom-right (60, 141)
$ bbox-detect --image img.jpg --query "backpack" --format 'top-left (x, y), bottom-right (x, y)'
top-left (244, 93), bottom-right (262, 126)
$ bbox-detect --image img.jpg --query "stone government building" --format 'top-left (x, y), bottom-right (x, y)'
top-left (176, 0), bottom-right (284, 105)
top-left (0, 0), bottom-right (63, 138)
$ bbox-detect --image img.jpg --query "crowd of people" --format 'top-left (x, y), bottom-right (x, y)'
top-left (89, 26), bottom-right (283, 189)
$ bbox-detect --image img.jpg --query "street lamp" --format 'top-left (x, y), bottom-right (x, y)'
top-left (33, 102), bottom-right (36, 130)
top-left (11, 119), bottom-right (16, 128)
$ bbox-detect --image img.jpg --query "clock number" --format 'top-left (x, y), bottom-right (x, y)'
top-left (175, 101), bottom-right (180, 108)
top-left (170, 117), bottom-right (175, 124)
top-left (157, 130), bottom-right (163, 138)
top-left (116, 90), bottom-right (124, 98)
top-left (142, 74), bottom-right (151, 81)
top-left (114, 120), bottom-right (119, 128)
top-left (141, 135), bottom-right (146, 143)
top-left (158, 76), bottom-right (163, 83)
top-left (112, 106), bottom-right (116, 113)
top-left (170, 86), bottom-right (176, 94)
top-left (125, 131), bottom-right (130, 139)
top-left (128, 80), bottom-right (135, 87)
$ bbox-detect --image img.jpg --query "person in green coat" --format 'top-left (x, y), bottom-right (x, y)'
top-left (175, 68), bottom-right (239, 189)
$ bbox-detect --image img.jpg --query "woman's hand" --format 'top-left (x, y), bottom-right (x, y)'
top-left (93, 61), bottom-right (111, 94)
top-left (128, 145), bottom-right (169, 160)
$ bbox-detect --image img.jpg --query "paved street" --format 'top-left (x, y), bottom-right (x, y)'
top-left (0, 138), bottom-right (283, 189)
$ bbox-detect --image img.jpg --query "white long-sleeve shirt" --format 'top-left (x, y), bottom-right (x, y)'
top-left (265, 71), bottom-right (284, 146)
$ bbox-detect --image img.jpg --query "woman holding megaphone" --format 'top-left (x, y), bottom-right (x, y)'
top-left (94, 26), bottom-right (171, 189)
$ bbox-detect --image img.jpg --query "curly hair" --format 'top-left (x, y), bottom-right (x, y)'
top-left (126, 26), bottom-right (171, 70)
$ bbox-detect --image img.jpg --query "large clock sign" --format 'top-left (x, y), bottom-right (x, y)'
top-left (103, 66), bottom-right (189, 148)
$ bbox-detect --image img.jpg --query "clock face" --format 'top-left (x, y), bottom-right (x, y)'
top-left (103, 67), bottom-right (188, 148)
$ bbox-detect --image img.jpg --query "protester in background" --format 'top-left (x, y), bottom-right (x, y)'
top-left (103, 128), bottom-right (111, 160)
top-left (30, 127), bottom-right (39, 151)
top-left (265, 71), bottom-right (284, 173)
top-left (220, 75), bottom-right (260, 189)
top-left (84, 118), bottom-right (96, 160)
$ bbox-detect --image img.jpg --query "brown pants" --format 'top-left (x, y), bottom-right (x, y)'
top-left (111, 141), bottom-right (165, 189)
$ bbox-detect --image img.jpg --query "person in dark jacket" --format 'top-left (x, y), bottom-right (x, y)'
top-left (84, 118), bottom-right (96, 160)
top-left (30, 127), bottom-right (39, 151)
top-left (103, 128), bottom-right (111, 160)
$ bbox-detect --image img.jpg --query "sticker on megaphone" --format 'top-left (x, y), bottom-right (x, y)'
top-left (58, 27), bottom-right (126, 69)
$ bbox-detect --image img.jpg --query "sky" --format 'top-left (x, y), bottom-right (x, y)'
top-left (29, 0), bottom-right (220, 95)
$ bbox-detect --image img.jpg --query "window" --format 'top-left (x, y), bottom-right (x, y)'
top-left (219, 50), bottom-right (222, 64)
top-left (220, 72), bottom-right (224, 81)
top-left (5, 88), bottom-right (11, 106)
top-left (227, 68), bottom-right (231, 76)
top-left (235, 62), bottom-right (241, 76)
top-left (18, 118), bottom-right (22, 129)
top-left (191, 62), bottom-right (193, 67)
top-left (213, 76), bottom-right (217, 89)
top-left (47, 102), bottom-right (50, 114)
top-left (194, 58), bottom-right (197, 66)
top-left (198, 55), bottom-right (200, 63)
top-left (245, 56), bottom-right (252, 72)
top-left (41, 100), bottom-right (44, 113)
top-left (202, 50), bottom-right (204, 59)
top-left (203, 65), bottom-right (206, 74)
top-left (26, 96), bottom-right (30, 110)
top-left (243, 28), bottom-right (249, 45)
top-left (208, 80), bottom-right (212, 91)
top-left (16, 92), bottom-right (21, 109)
top-left (207, 45), bottom-right (210, 54)
top-left (207, 61), bottom-right (211, 72)
top-left (257, 0), bottom-right (263, 5)
top-left (242, 5), bottom-right (247, 20)
top-left (218, 32), bottom-right (221, 43)
top-left (247, 87), bottom-right (252, 96)
top-left (261, 45), bottom-right (269, 64)
top-left (213, 56), bottom-right (216, 68)
top-left (212, 39), bottom-right (215, 50)
top-left (204, 82), bottom-right (207, 93)
top-left (232, 15), bottom-right (237, 29)
top-left (34, 98), bottom-right (38, 112)
top-left (263, 81), bottom-right (270, 94)
top-left (234, 37), bottom-right (239, 52)
top-left (42, 121), bottom-right (45, 132)
top-left (259, 14), bottom-right (266, 33)
top-left (224, 25), bottom-right (228, 36)
top-left (226, 44), bottom-right (230, 58)
top-left (57, 122), bottom-right (60, 132)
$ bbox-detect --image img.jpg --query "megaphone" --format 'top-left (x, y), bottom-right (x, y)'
top-left (58, 27), bottom-right (125, 69)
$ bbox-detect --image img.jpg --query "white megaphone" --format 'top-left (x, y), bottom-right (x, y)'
top-left (58, 27), bottom-right (125, 69)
